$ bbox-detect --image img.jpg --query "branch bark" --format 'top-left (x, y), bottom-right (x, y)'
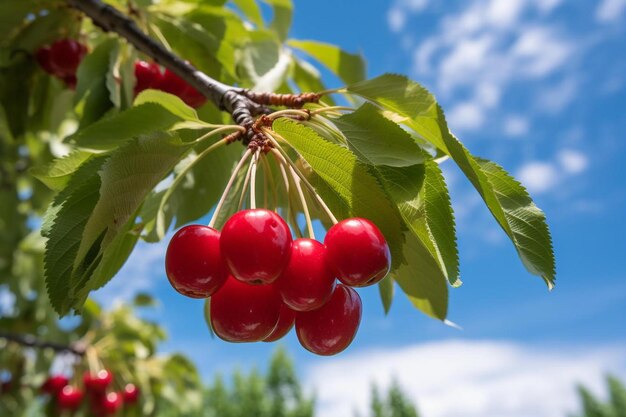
top-left (66, 0), bottom-right (267, 140)
top-left (0, 332), bottom-right (85, 356)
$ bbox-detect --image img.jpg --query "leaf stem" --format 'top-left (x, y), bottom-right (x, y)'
top-left (208, 149), bottom-right (253, 229)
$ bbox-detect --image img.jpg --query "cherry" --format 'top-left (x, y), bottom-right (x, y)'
top-left (324, 218), bottom-right (391, 287)
top-left (41, 374), bottom-right (69, 394)
top-left (83, 369), bottom-right (113, 393)
top-left (58, 385), bottom-right (83, 411)
top-left (134, 60), bottom-right (162, 94)
top-left (49, 39), bottom-right (86, 77)
top-left (210, 276), bottom-right (282, 342)
top-left (276, 238), bottom-right (336, 311)
top-left (178, 84), bottom-right (207, 108)
top-left (99, 392), bottom-right (123, 414)
top-left (165, 225), bottom-right (228, 298)
top-left (295, 284), bottom-right (362, 356)
top-left (156, 68), bottom-right (188, 97)
top-left (122, 383), bottom-right (140, 404)
top-left (263, 304), bottom-right (296, 342)
top-left (220, 209), bottom-right (292, 284)
top-left (35, 46), bottom-right (55, 74)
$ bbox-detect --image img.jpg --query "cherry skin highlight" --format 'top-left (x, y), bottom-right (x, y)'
top-left (277, 238), bottom-right (336, 312)
top-left (99, 392), bottom-right (123, 414)
top-left (41, 375), bottom-right (69, 394)
top-left (324, 218), bottom-right (391, 287)
top-left (295, 284), bottom-right (362, 356)
top-left (134, 60), bottom-right (162, 94)
top-left (83, 369), bottom-right (113, 393)
top-left (263, 304), bottom-right (296, 342)
top-left (122, 383), bottom-right (140, 404)
top-left (220, 209), bottom-right (292, 284)
top-left (165, 225), bottom-right (228, 298)
top-left (57, 386), bottom-right (83, 411)
top-left (210, 276), bottom-right (282, 342)
top-left (49, 39), bottom-right (86, 77)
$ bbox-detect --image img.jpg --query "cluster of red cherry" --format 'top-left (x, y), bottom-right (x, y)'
top-left (134, 60), bottom-right (206, 108)
top-left (40, 370), bottom-right (139, 415)
top-left (165, 209), bottom-right (390, 356)
top-left (35, 39), bottom-right (87, 89)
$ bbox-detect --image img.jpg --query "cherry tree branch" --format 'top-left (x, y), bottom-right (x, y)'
top-left (0, 331), bottom-right (85, 356)
top-left (66, 0), bottom-right (268, 139)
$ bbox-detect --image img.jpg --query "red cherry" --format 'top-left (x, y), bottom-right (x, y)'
top-left (165, 225), bottom-right (228, 298)
top-left (179, 85), bottom-right (207, 108)
top-left (276, 238), bottom-right (336, 311)
top-left (156, 68), bottom-right (188, 97)
top-left (210, 276), bottom-right (282, 342)
top-left (134, 60), bottom-right (162, 94)
top-left (295, 284), bottom-right (362, 356)
top-left (220, 209), bottom-right (292, 284)
top-left (35, 46), bottom-right (55, 74)
top-left (122, 383), bottom-right (140, 404)
top-left (41, 374), bottom-right (69, 394)
top-left (83, 369), bottom-right (113, 393)
top-left (99, 392), bottom-right (123, 414)
top-left (263, 304), bottom-right (296, 342)
top-left (58, 385), bottom-right (83, 410)
top-left (49, 39), bottom-right (86, 77)
top-left (324, 218), bottom-right (391, 287)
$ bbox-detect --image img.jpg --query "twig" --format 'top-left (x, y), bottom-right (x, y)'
top-left (0, 332), bottom-right (85, 356)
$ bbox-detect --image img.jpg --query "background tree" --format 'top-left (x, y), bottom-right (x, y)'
top-left (572, 376), bottom-right (626, 417)
top-left (366, 380), bottom-right (420, 417)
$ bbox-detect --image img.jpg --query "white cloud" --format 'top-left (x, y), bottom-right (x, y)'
top-left (387, 0), bottom-right (430, 32)
top-left (447, 102), bottom-right (485, 131)
top-left (92, 238), bottom-right (169, 306)
top-left (596, 0), bottom-right (626, 22)
top-left (403, 0), bottom-right (575, 133)
top-left (558, 149), bottom-right (589, 174)
top-left (537, 77), bottom-right (579, 113)
top-left (516, 161), bottom-right (559, 194)
top-left (305, 340), bottom-right (626, 417)
top-left (503, 115), bottom-right (530, 137)
top-left (516, 149), bottom-right (589, 194)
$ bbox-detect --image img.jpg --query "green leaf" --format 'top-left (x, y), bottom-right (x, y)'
top-left (378, 276), bottom-right (394, 314)
top-left (346, 74), bottom-right (446, 152)
top-left (436, 106), bottom-right (555, 287)
top-left (241, 31), bottom-right (290, 91)
top-left (273, 118), bottom-right (405, 269)
top-left (43, 157), bottom-right (107, 315)
top-left (74, 132), bottom-right (189, 277)
top-left (232, 0), bottom-right (264, 27)
top-left (262, 0), bottom-right (293, 41)
top-left (333, 103), bottom-right (424, 167)
top-left (394, 231), bottom-right (448, 320)
top-left (376, 160), bottom-right (460, 286)
top-left (75, 38), bottom-right (119, 127)
top-left (70, 102), bottom-right (189, 152)
top-left (30, 151), bottom-right (92, 191)
top-left (288, 39), bottom-right (365, 85)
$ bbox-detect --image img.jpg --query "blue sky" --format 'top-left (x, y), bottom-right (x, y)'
top-left (95, 1), bottom-right (626, 416)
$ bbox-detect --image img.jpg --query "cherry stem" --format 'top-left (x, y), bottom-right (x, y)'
top-left (268, 109), bottom-right (310, 120)
top-left (86, 346), bottom-right (100, 373)
top-left (272, 151), bottom-right (303, 238)
top-left (237, 155), bottom-right (255, 211)
top-left (250, 150), bottom-right (261, 210)
top-left (208, 149), bottom-right (253, 229)
top-left (260, 156), bottom-right (278, 211)
top-left (157, 138), bottom-right (228, 236)
top-left (265, 131), bottom-right (339, 225)
top-left (288, 164), bottom-right (315, 239)
top-left (309, 106), bottom-right (353, 116)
